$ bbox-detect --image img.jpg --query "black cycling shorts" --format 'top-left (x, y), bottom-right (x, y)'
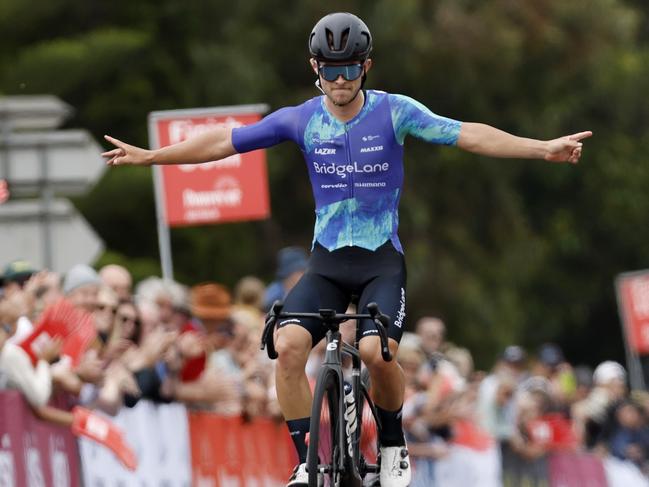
top-left (278, 241), bottom-right (406, 347)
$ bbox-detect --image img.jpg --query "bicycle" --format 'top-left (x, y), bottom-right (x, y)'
top-left (261, 301), bottom-right (393, 487)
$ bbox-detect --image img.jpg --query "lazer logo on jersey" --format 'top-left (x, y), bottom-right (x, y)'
top-left (314, 147), bottom-right (336, 155)
top-left (359, 145), bottom-right (383, 153)
top-left (312, 161), bottom-right (389, 178)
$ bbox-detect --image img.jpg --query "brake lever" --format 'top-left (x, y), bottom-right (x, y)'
top-left (260, 301), bottom-right (283, 360)
top-left (366, 302), bottom-right (393, 362)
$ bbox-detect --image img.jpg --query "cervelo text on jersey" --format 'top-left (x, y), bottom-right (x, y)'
top-left (231, 90), bottom-right (462, 253)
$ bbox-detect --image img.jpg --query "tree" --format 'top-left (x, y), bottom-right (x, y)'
top-left (2, 0), bottom-right (648, 368)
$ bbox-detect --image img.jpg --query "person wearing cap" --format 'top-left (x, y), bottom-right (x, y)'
top-left (102, 11), bottom-right (592, 486)
top-left (572, 360), bottom-right (629, 449)
top-left (0, 260), bottom-right (37, 298)
top-left (263, 246), bottom-right (308, 311)
top-left (534, 342), bottom-right (578, 408)
top-left (63, 264), bottom-right (102, 314)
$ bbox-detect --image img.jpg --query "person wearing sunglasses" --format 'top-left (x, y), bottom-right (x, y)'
top-left (103, 11), bottom-right (591, 486)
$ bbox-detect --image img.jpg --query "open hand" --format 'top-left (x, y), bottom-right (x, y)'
top-left (102, 135), bottom-right (153, 166)
top-left (545, 131), bottom-right (592, 164)
top-left (37, 337), bottom-right (63, 364)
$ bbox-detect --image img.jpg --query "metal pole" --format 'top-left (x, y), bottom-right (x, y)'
top-left (39, 145), bottom-right (54, 269)
top-left (152, 165), bottom-right (174, 281)
top-left (0, 113), bottom-right (10, 188)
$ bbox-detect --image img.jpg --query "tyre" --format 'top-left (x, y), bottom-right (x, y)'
top-left (357, 383), bottom-right (381, 483)
top-left (308, 368), bottom-right (342, 487)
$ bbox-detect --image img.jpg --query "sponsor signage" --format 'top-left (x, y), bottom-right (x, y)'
top-left (616, 270), bottom-right (649, 355)
top-left (149, 106), bottom-right (270, 227)
top-left (0, 179), bottom-right (8, 204)
top-left (0, 391), bottom-right (80, 487)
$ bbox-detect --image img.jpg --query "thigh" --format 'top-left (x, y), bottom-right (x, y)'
top-left (280, 272), bottom-right (350, 347)
top-left (356, 266), bottom-right (407, 344)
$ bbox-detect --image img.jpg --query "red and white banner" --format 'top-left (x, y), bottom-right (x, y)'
top-left (78, 401), bottom-right (191, 486)
top-left (616, 270), bottom-right (649, 355)
top-left (0, 391), bottom-right (80, 487)
top-left (149, 106), bottom-right (270, 227)
top-left (188, 412), bottom-right (295, 486)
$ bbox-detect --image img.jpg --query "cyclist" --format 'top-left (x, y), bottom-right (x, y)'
top-left (103, 12), bottom-right (591, 486)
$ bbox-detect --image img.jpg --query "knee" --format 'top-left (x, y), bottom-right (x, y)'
top-left (360, 338), bottom-right (400, 374)
top-left (275, 326), bottom-right (311, 373)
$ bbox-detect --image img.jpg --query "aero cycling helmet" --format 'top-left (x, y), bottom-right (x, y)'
top-left (309, 12), bottom-right (372, 62)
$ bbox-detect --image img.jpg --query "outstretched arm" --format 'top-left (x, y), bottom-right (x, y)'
top-left (457, 123), bottom-right (592, 164)
top-left (102, 126), bottom-right (236, 166)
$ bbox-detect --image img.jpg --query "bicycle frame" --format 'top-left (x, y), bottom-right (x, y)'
top-left (260, 302), bottom-right (390, 485)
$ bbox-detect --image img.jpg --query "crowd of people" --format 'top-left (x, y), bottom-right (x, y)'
top-left (1, 250), bottom-right (648, 481)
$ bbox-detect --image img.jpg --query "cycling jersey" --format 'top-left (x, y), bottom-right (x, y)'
top-left (232, 90), bottom-right (462, 253)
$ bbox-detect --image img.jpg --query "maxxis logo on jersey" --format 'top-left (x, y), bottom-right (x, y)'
top-left (359, 145), bottom-right (383, 153)
top-left (312, 161), bottom-right (389, 178)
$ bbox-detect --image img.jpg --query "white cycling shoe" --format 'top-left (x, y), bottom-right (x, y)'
top-left (379, 445), bottom-right (412, 486)
top-left (286, 463), bottom-right (323, 487)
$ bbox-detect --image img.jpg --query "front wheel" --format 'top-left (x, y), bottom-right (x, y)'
top-left (357, 382), bottom-right (381, 483)
top-left (308, 368), bottom-right (342, 487)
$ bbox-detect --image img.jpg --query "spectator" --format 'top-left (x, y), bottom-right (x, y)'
top-left (508, 386), bottom-right (553, 460)
top-left (93, 285), bottom-right (119, 346)
top-left (233, 275), bottom-right (266, 333)
top-left (534, 343), bottom-right (577, 408)
top-left (404, 353), bottom-right (470, 486)
top-left (0, 259), bottom-right (36, 298)
top-left (415, 316), bottom-right (446, 360)
top-left (0, 295), bottom-right (61, 407)
top-left (135, 277), bottom-right (181, 329)
top-left (63, 264), bottom-right (101, 313)
top-left (477, 345), bottom-right (528, 442)
top-left (234, 275), bottom-right (266, 313)
top-left (167, 283), bottom-right (241, 415)
top-left (573, 361), bottom-right (629, 450)
top-left (445, 345), bottom-right (474, 381)
top-left (608, 400), bottom-right (649, 471)
top-left (99, 264), bottom-right (133, 301)
top-left (0, 261), bottom-right (45, 342)
top-left (115, 300), bottom-right (143, 345)
top-left (396, 332), bottom-right (426, 399)
top-left (263, 246), bottom-right (308, 310)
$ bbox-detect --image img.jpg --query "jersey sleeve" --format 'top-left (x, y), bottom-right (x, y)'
top-left (231, 106), bottom-right (301, 153)
top-left (388, 94), bottom-right (462, 146)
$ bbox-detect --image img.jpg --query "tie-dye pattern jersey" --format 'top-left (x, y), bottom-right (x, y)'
top-left (231, 90), bottom-right (462, 253)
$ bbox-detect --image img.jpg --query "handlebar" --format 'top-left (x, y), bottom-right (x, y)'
top-left (260, 301), bottom-right (393, 362)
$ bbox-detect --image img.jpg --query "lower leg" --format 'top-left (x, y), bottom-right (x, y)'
top-left (275, 325), bottom-right (313, 463)
top-left (361, 338), bottom-right (406, 446)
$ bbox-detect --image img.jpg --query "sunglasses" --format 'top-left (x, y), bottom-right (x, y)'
top-left (96, 304), bottom-right (116, 313)
top-left (318, 63), bottom-right (364, 82)
top-left (117, 314), bottom-right (139, 326)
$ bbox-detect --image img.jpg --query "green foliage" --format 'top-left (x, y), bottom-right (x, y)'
top-left (3, 0), bottom-right (649, 368)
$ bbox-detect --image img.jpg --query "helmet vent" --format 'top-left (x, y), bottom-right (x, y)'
top-left (326, 27), bottom-right (350, 52)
